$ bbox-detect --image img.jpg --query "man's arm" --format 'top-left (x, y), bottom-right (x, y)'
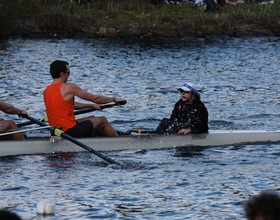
top-left (65, 83), bottom-right (126, 104)
top-left (74, 102), bottom-right (101, 110)
top-left (0, 100), bottom-right (27, 115)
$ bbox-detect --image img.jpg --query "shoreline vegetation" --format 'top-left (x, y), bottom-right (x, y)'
top-left (0, 0), bottom-right (279, 39)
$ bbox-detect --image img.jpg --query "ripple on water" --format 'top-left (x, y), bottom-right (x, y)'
top-left (0, 36), bottom-right (279, 219)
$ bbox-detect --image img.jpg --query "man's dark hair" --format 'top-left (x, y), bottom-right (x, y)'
top-left (244, 190), bottom-right (280, 220)
top-left (50, 60), bottom-right (69, 79)
top-left (0, 209), bottom-right (22, 220)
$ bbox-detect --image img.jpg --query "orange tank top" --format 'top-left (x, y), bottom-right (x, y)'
top-left (44, 82), bottom-right (76, 131)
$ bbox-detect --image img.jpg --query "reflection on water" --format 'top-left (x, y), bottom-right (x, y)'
top-left (0, 36), bottom-right (279, 219)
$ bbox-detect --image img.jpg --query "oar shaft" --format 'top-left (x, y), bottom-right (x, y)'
top-left (17, 121), bottom-right (34, 127)
top-left (60, 132), bottom-right (120, 165)
top-left (22, 115), bottom-right (120, 165)
top-left (74, 101), bottom-right (126, 116)
top-left (17, 101), bottom-right (127, 127)
top-left (0, 126), bottom-right (51, 137)
top-left (72, 104), bottom-right (115, 115)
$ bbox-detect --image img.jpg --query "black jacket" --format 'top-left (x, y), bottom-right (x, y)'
top-left (170, 98), bottom-right (209, 133)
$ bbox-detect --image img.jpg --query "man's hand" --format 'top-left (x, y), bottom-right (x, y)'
top-left (18, 110), bottom-right (28, 118)
top-left (91, 103), bottom-right (101, 111)
top-left (114, 99), bottom-right (127, 106)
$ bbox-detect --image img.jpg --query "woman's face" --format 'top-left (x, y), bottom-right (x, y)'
top-left (179, 90), bottom-right (192, 102)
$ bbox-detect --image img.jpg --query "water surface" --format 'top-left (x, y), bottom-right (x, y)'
top-left (0, 36), bottom-right (279, 219)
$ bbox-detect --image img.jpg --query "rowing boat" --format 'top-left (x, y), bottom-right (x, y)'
top-left (1, 129), bottom-right (280, 157)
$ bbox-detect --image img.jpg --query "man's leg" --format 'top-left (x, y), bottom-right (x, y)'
top-left (77, 116), bottom-right (118, 137)
top-left (0, 120), bottom-right (25, 140)
top-left (155, 118), bottom-right (170, 134)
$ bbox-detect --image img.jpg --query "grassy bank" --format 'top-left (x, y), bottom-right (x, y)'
top-left (0, 0), bottom-right (279, 38)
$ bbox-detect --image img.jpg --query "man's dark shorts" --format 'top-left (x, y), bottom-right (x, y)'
top-left (65, 120), bottom-right (93, 138)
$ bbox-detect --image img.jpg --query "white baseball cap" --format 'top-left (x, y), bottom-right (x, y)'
top-left (177, 82), bottom-right (197, 93)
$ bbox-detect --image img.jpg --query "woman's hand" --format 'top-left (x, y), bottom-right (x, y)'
top-left (178, 128), bottom-right (191, 135)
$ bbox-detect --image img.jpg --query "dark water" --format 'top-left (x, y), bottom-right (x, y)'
top-left (0, 36), bottom-right (279, 219)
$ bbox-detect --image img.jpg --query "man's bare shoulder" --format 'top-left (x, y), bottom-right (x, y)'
top-left (62, 82), bottom-right (83, 97)
top-left (63, 82), bottom-right (81, 89)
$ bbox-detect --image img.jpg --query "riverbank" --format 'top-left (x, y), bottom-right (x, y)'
top-left (0, 0), bottom-right (279, 39)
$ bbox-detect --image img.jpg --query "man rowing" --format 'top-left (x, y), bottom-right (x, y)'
top-left (0, 100), bottom-right (27, 140)
top-left (44, 60), bottom-right (126, 138)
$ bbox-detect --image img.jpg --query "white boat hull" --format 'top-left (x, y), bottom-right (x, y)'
top-left (1, 130), bottom-right (280, 157)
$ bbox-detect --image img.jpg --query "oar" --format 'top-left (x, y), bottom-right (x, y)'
top-left (74, 101), bottom-right (126, 115)
top-left (17, 101), bottom-right (127, 127)
top-left (22, 115), bottom-right (121, 166)
top-left (126, 128), bottom-right (157, 135)
top-left (0, 126), bottom-right (51, 137)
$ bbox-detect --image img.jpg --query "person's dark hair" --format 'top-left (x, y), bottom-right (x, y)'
top-left (244, 190), bottom-right (280, 220)
top-left (50, 60), bottom-right (69, 79)
top-left (192, 92), bottom-right (201, 101)
top-left (0, 209), bottom-right (22, 220)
